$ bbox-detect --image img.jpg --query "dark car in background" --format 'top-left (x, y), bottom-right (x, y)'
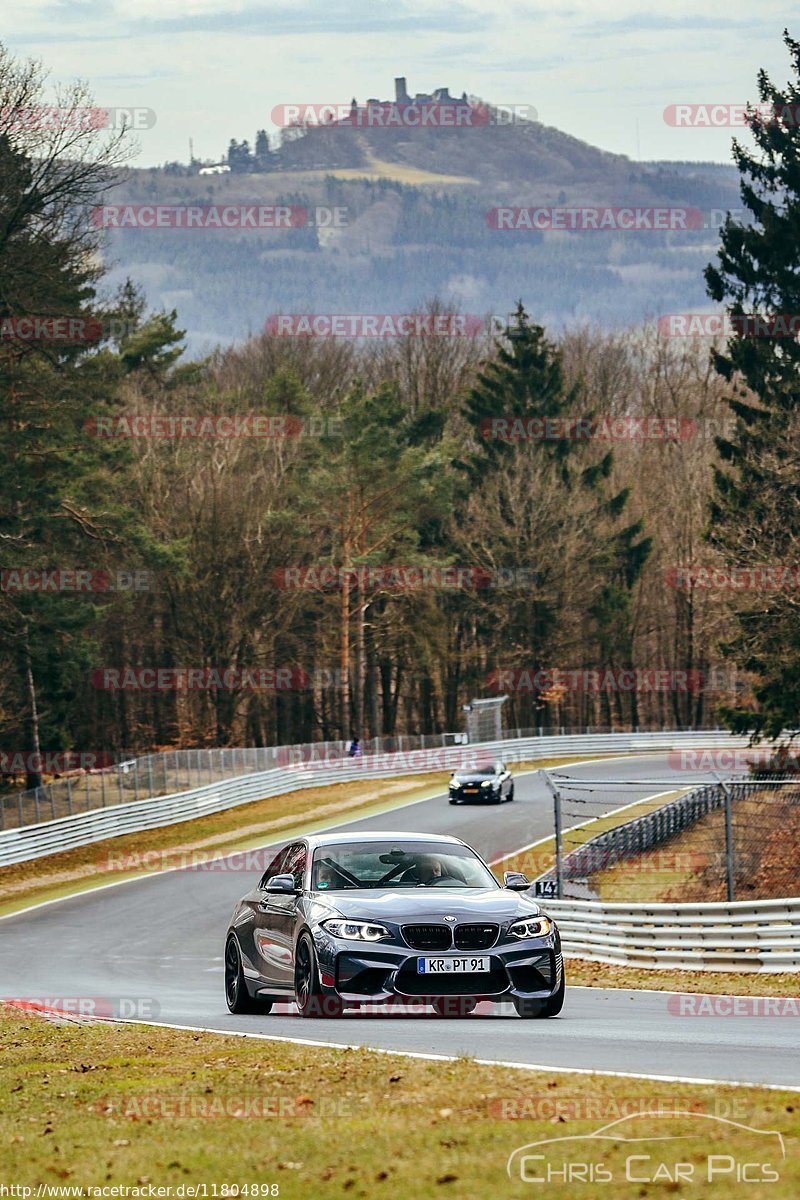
top-left (224, 831), bottom-right (563, 1019)
top-left (448, 760), bottom-right (514, 804)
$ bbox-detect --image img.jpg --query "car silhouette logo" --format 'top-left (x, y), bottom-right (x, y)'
top-left (506, 1112), bottom-right (786, 1183)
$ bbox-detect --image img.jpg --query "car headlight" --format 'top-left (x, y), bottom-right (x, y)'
top-left (508, 916), bottom-right (553, 939)
top-left (480, 779), bottom-right (494, 789)
top-left (449, 780), bottom-right (460, 790)
top-left (322, 919), bottom-right (391, 942)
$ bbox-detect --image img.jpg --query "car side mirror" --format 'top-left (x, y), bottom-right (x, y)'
top-left (504, 871), bottom-right (530, 891)
top-left (264, 873), bottom-right (297, 894)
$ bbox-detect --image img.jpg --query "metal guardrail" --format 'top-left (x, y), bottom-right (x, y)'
top-left (0, 723), bottom-right (742, 832)
top-left (0, 729), bottom-right (752, 868)
top-left (545, 897), bottom-right (800, 973)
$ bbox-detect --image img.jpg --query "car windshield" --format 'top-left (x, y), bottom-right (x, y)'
top-left (455, 762), bottom-right (496, 778)
top-left (311, 840), bottom-right (498, 890)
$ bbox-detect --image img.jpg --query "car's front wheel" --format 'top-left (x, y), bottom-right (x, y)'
top-left (224, 935), bottom-right (273, 1014)
top-left (513, 974), bottom-right (565, 1019)
top-left (294, 933), bottom-right (343, 1018)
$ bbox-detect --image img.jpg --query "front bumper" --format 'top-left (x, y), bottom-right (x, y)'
top-left (448, 785), bottom-right (499, 804)
top-left (315, 933), bottom-right (561, 1005)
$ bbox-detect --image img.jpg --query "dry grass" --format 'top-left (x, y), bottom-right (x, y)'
top-left (566, 958), bottom-right (800, 996)
top-left (252, 151), bottom-right (479, 187)
top-left (1, 1006), bottom-right (797, 1198)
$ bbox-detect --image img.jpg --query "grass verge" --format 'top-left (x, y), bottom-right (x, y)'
top-left (565, 958), bottom-right (800, 996)
top-left (0, 774), bottom-right (449, 918)
top-left (1, 1007), bottom-right (798, 1198)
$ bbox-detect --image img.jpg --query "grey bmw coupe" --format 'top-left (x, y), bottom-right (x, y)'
top-left (224, 831), bottom-right (564, 1018)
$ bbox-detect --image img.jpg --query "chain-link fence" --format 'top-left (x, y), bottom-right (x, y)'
top-left (538, 775), bottom-right (800, 902)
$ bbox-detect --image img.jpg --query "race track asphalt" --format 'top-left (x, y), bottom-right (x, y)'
top-left (1, 753), bottom-right (796, 1088)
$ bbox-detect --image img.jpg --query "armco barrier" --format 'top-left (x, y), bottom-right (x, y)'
top-left (0, 730), bottom-right (751, 868)
top-left (546, 896), bottom-right (800, 973)
top-left (0, 724), bottom-right (756, 831)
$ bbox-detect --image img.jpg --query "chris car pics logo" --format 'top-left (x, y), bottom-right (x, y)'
top-left (506, 1111), bottom-right (784, 1185)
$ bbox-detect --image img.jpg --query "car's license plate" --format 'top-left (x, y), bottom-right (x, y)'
top-left (417, 956), bottom-right (490, 974)
top-left (463, 788), bottom-right (479, 794)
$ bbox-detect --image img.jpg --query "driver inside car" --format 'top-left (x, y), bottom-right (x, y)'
top-left (415, 855), bottom-right (444, 884)
top-left (315, 863), bottom-right (336, 889)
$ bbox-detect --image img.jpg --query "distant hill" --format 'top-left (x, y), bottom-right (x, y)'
top-left (274, 114), bottom-right (634, 190)
top-left (100, 99), bottom-right (742, 356)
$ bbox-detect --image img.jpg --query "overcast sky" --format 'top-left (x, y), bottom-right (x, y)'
top-left (6, 1), bottom-right (798, 167)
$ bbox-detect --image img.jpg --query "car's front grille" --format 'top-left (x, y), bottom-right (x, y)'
top-left (454, 923), bottom-right (499, 950)
top-left (402, 924), bottom-right (452, 951)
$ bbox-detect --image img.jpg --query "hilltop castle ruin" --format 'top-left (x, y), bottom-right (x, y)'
top-left (357, 78), bottom-right (471, 110)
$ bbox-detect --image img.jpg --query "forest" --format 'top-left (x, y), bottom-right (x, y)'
top-left (3, 35), bottom-right (800, 786)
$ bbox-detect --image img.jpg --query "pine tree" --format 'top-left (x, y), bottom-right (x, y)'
top-left (460, 303), bottom-right (650, 725)
top-left (704, 30), bottom-right (800, 740)
top-left (254, 130), bottom-right (271, 171)
top-left (461, 302), bottom-right (582, 479)
top-left (0, 46), bottom-right (138, 784)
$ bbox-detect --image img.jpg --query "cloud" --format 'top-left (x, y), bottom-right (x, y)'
top-left (25, 0), bottom-right (488, 42)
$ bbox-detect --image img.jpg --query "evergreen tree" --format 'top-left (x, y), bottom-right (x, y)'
top-left (0, 46), bottom-right (138, 784)
top-left (704, 30), bottom-right (800, 741)
top-left (254, 129), bottom-right (271, 170)
top-left (460, 304), bottom-right (650, 725)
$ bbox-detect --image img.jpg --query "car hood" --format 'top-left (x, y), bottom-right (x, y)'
top-left (319, 888), bottom-right (542, 923)
top-left (451, 773), bottom-right (495, 784)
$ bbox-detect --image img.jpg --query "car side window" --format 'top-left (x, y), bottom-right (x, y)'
top-left (258, 847), bottom-right (288, 890)
top-left (283, 842), bottom-right (307, 890)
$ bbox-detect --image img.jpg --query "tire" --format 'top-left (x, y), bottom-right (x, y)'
top-left (514, 974), bottom-right (565, 1019)
top-left (512, 996), bottom-right (545, 1018)
top-left (294, 932), bottom-right (343, 1018)
top-left (431, 997), bottom-right (477, 1017)
top-left (225, 935), bottom-right (273, 1014)
top-left (507, 784), bottom-right (515, 802)
top-left (541, 972), bottom-right (566, 1017)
